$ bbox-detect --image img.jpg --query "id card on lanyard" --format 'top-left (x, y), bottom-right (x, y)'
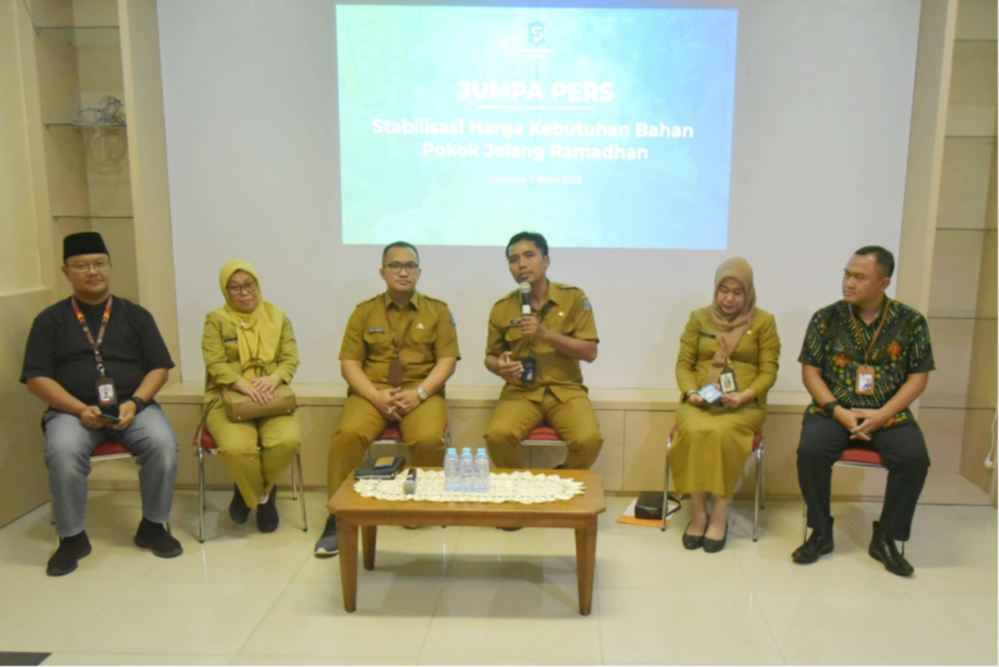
top-left (849, 299), bottom-right (890, 397)
top-left (72, 296), bottom-right (117, 408)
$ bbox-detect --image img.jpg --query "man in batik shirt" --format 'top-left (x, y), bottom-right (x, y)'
top-left (793, 246), bottom-right (934, 577)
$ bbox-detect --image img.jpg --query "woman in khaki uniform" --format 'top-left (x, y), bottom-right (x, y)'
top-left (202, 259), bottom-right (301, 533)
top-left (673, 258), bottom-right (780, 552)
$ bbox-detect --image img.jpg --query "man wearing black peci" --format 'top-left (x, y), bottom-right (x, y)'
top-left (22, 232), bottom-right (183, 576)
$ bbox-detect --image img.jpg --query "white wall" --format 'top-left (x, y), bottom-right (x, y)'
top-left (159, 0), bottom-right (920, 390)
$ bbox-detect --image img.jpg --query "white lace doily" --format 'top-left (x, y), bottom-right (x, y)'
top-left (353, 469), bottom-right (584, 504)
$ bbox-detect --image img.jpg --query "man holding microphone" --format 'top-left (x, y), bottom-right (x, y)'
top-left (483, 232), bottom-right (604, 471)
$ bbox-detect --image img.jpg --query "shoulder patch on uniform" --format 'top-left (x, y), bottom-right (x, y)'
top-left (583, 299), bottom-right (592, 311)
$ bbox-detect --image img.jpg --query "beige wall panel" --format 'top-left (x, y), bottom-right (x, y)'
top-left (960, 409), bottom-right (997, 493)
top-left (27, 0), bottom-right (75, 26)
top-left (928, 229), bottom-right (986, 317)
top-left (937, 138), bottom-right (995, 228)
top-left (967, 319), bottom-right (998, 409)
top-left (945, 39), bottom-right (998, 139)
top-left (974, 232), bottom-right (998, 317)
top-left (72, 0), bottom-right (117, 26)
top-left (35, 30), bottom-right (80, 121)
top-left (446, 406), bottom-right (493, 452)
top-left (0, 0), bottom-right (42, 293)
top-left (919, 407), bottom-right (968, 474)
top-left (954, 0), bottom-right (998, 40)
top-left (921, 318), bottom-right (975, 408)
top-left (0, 288), bottom-right (57, 527)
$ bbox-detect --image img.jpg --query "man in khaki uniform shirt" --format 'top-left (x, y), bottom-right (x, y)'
top-left (484, 232), bottom-right (603, 470)
top-left (316, 242), bottom-right (460, 556)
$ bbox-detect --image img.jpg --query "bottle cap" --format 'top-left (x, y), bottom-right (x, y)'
top-left (462, 447), bottom-right (472, 454)
top-left (446, 447), bottom-right (457, 455)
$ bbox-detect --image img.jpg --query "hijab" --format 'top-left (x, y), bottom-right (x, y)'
top-left (214, 259), bottom-right (285, 376)
top-left (702, 257), bottom-right (757, 385)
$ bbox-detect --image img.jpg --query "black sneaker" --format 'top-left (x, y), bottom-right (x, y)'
top-left (229, 484), bottom-right (251, 525)
top-left (869, 521), bottom-right (914, 577)
top-left (47, 531), bottom-right (92, 576)
top-left (314, 515), bottom-right (339, 557)
top-left (134, 518), bottom-right (183, 558)
top-left (256, 486), bottom-right (279, 533)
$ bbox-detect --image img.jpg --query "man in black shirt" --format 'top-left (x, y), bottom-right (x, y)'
top-left (21, 232), bottom-right (183, 576)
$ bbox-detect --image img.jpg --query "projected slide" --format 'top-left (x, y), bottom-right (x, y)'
top-left (337, 6), bottom-right (738, 249)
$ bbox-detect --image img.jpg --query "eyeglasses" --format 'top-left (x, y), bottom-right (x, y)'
top-left (67, 260), bottom-right (110, 273)
top-left (385, 262), bottom-right (420, 274)
top-left (226, 280), bottom-right (258, 294)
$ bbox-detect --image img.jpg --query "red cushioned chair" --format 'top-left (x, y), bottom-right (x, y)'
top-left (665, 424), bottom-right (766, 540)
top-left (194, 418), bottom-right (307, 543)
top-left (50, 441), bottom-right (136, 525)
top-left (800, 448), bottom-right (899, 550)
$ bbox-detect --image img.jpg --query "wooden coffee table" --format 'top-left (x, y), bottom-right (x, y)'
top-left (328, 468), bottom-right (606, 616)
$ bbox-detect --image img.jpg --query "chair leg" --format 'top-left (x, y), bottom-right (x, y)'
top-left (753, 447), bottom-right (762, 542)
top-left (760, 449), bottom-right (766, 510)
top-left (296, 451), bottom-right (308, 532)
top-left (290, 459), bottom-right (299, 500)
top-left (802, 505), bottom-right (808, 543)
top-left (50, 495), bottom-right (55, 526)
top-left (661, 436), bottom-right (672, 532)
top-left (198, 448), bottom-right (206, 544)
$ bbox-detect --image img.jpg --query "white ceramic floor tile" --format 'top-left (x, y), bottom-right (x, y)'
top-left (238, 579), bottom-right (442, 659)
top-left (0, 572), bottom-right (133, 652)
top-left (908, 595), bottom-right (999, 665)
top-left (418, 574), bottom-right (602, 665)
top-left (43, 653), bottom-right (233, 665)
top-left (756, 591), bottom-right (962, 665)
top-left (59, 580), bottom-right (286, 655)
top-left (598, 588), bottom-right (785, 665)
top-left (230, 657), bottom-right (412, 666)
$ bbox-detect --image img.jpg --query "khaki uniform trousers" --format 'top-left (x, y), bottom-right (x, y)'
top-left (484, 389), bottom-right (603, 469)
top-left (327, 394), bottom-right (448, 506)
top-left (205, 402), bottom-right (301, 509)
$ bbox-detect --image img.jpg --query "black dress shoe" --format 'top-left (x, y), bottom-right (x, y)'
top-left (256, 486), bottom-right (279, 533)
top-left (868, 521), bottom-right (914, 576)
top-left (135, 519), bottom-right (183, 558)
top-left (229, 485), bottom-right (251, 525)
top-left (47, 531), bottom-right (92, 576)
top-left (792, 519), bottom-right (834, 564)
top-left (682, 522), bottom-right (705, 550)
top-left (702, 522), bottom-right (728, 553)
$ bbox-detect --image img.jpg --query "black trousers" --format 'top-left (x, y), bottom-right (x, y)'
top-left (797, 413), bottom-right (930, 542)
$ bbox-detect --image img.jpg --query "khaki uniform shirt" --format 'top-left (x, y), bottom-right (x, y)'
top-left (486, 281), bottom-right (599, 402)
top-left (202, 311), bottom-right (300, 401)
top-left (340, 292), bottom-right (460, 391)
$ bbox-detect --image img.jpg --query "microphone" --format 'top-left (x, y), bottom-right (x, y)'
top-left (403, 468), bottom-right (418, 495)
top-left (519, 281), bottom-right (531, 317)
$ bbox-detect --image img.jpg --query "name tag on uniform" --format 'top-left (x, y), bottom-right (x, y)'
top-left (223, 337), bottom-right (238, 343)
top-left (510, 319), bottom-right (521, 326)
top-left (699, 332), bottom-right (717, 339)
top-left (368, 327), bottom-right (386, 334)
top-left (96, 376), bottom-right (118, 408)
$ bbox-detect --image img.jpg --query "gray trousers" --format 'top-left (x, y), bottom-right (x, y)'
top-left (44, 405), bottom-right (179, 537)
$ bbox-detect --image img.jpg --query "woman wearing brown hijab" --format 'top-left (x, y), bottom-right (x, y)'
top-left (672, 258), bottom-right (780, 552)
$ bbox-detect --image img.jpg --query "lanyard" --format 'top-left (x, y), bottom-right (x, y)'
top-left (382, 296), bottom-right (417, 356)
top-left (848, 298), bottom-right (890, 364)
top-left (71, 296), bottom-right (114, 376)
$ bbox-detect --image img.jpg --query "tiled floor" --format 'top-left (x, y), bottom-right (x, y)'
top-left (0, 490), bottom-right (994, 666)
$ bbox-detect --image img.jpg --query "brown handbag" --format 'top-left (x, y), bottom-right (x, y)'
top-left (220, 358), bottom-right (298, 422)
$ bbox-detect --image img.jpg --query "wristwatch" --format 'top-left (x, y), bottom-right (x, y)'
top-left (416, 386), bottom-right (428, 402)
top-left (823, 400), bottom-right (840, 415)
top-left (128, 396), bottom-right (148, 413)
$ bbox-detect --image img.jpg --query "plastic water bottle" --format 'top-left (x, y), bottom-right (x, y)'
top-left (444, 447), bottom-right (460, 493)
top-left (460, 447), bottom-right (475, 493)
top-left (474, 448), bottom-right (490, 493)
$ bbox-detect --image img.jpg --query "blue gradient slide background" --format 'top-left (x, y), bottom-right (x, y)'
top-left (337, 6), bottom-right (738, 249)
